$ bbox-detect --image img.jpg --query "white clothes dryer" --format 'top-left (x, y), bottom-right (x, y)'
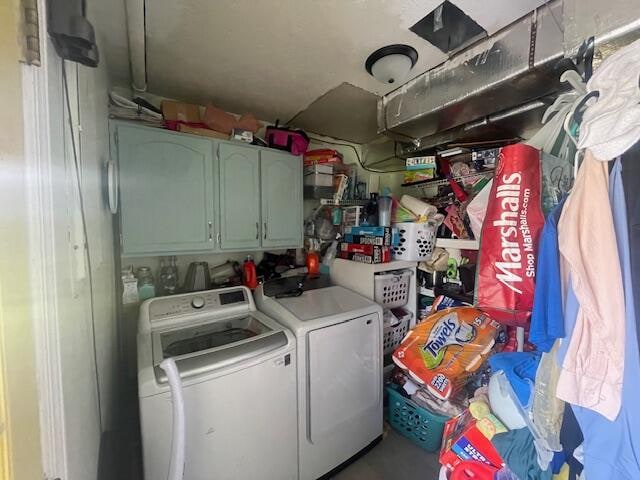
top-left (255, 278), bottom-right (383, 480)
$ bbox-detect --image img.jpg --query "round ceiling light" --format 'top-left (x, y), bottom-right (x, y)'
top-left (365, 44), bottom-right (418, 85)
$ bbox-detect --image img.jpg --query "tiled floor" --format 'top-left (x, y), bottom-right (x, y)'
top-left (331, 429), bottom-right (442, 480)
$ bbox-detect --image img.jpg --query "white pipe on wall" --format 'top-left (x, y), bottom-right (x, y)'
top-left (159, 358), bottom-right (185, 480)
top-left (124, 0), bottom-right (147, 94)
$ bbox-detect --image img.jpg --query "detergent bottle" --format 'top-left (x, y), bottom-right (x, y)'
top-left (242, 255), bottom-right (258, 289)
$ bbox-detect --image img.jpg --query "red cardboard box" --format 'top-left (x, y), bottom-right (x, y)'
top-left (338, 244), bottom-right (391, 264)
top-left (439, 410), bottom-right (504, 471)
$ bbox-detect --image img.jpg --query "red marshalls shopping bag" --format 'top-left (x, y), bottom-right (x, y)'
top-left (477, 144), bottom-right (546, 327)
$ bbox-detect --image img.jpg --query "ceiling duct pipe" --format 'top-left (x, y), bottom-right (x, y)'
top-left (124, 0), bottom-right (147, 94)
top-left (378, 1), bottom-right (564, 145)
top-left (378, 0), bottom-right (640, 159)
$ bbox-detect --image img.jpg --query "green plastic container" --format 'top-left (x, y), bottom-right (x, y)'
top-left (386, 386), bottom-right (449, 452)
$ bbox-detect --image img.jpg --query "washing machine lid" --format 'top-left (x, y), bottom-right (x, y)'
top-left (273, 286), bottom-right (375, 322)
top-left (160, 314), bottom-right (271, 358)
top-left (151, 311), bottom-right (291, 383)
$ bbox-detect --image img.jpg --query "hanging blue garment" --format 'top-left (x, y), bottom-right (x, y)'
top-left (563, 159), bottom-right (640, 479)
top-left (621, 142), bottom-right (640, 352)
top-left (530, 197), bottom-right (567, 352)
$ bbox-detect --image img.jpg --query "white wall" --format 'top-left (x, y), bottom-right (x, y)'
top-left (34, 3), bottom-right (118, 478)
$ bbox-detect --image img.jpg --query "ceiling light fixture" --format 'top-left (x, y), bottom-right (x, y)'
top-left (365, 44), bottom-right (418, 85)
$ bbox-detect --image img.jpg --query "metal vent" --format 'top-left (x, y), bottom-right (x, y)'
top-left (410, 1), bottom-right (487, 55)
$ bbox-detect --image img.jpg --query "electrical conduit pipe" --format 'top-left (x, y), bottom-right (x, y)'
top-left (124, 0), bottom-right (147, 95)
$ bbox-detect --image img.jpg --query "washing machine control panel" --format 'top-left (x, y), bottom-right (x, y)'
top-left (191, 296), bottom-right (205, 309)
top-left (148, 288), bottom-right (248, 321)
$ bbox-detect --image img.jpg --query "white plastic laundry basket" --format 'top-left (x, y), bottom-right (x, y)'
top-left (392, 222), bottom-right (436, 261)
top-left (374, 269), bottom-right (412, 309)
top-left (383, 310), bottom-right (411, 355)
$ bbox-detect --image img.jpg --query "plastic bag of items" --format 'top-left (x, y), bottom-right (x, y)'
top-left (393, 307), bottom-right (501, 400)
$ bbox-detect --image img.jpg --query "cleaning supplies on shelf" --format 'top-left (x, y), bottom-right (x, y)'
top-left (158, 256), bottom-right (179, 295)
top-left (305, 251), bottom-right (320, 275)
top-left (320, 236), bottom-right (340, 274)
top-left (242, 255), bottom-right (258, 289)
top-left (122, 267), bottom-right (139, 305)
top-left (137, 267), bottom-right (156, 301)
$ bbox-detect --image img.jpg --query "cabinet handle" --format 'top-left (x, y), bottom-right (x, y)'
top-left (263, 222), bottom-right (267, 239)
top-left (208, 222), bottom-right (213, 241)
top-left (217, 233), bottom-right (221, 244)
top-left (255, 222), bottom-right (259, 240)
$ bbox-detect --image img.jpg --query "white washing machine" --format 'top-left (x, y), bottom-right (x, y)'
top-left (138, 286), bottom-right (297, 480)
top-left (255, 278), bottom-right (384, 480)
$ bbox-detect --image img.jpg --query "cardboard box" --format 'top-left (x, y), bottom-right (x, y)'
top-left (177, 124), bottom-right (228, 139)
top-left (344, 226), bottom-right (394, 245)
top-left (439, 410), bottom-right (504, 471)
top-left (303, 149), bottom-right (343, 166)
top-left (471, 148), bottom-right (500, 164)
top-left (304, 164), bottom-right (334, 187)
top-left (231, 128), bottom-right (254, 143)
top-left (406, 155), bottom-right (437, 171)
top-left (404, 168), bottom-right (436, 184)
top-left (343, 232), bottom-right (399, 247)
top-left (304, 164), bottom-right (333, 175)
top-left (162, 100), bottom-right (202, 123)
top-left (338, 244), bottom-right (391, 264)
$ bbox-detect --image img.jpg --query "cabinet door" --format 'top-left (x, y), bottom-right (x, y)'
top-left (218, 143), bottom-right (261, 250)
top-left (260, 150), bottom-right (303, 248)
top-left (117, 125), bottom-right (215, 255)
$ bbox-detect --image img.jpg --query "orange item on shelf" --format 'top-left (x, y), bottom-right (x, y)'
top-left (303, 149), bottom-right (343, 166)
top-left (242, 256), bottom-right (258, 289)
top-left (306, 251), bottom-right (320, 275)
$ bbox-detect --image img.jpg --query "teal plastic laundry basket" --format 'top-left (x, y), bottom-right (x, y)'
top-left (386, 386), bottom-right (449, 452)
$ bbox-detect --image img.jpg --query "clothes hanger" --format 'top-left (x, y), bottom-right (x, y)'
top-left (560, 70), bottom-right (587, 95)
top-left (563, 92), bottom-right (599, 178)
top-left (575, 36), bottom-right (595, 82)
top-left (572, 91), bottom-right (600, 125)
top-left (542, 91), bottom-right (579, 123)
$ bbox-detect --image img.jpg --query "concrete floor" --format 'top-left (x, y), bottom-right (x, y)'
top-left (331, 429), bottom-right (442, 480)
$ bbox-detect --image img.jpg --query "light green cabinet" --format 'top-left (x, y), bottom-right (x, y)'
top-left (114, 122), bottom-right (303, 255)
top-left (117, 125), bottom-right (215, 255)
top-left (260, 150), bottom-right (303, 248)
top-left (218, 143), bottom-right (261, 250)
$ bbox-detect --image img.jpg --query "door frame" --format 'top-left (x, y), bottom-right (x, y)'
top-left (22, 0), bottom-right (68, 477)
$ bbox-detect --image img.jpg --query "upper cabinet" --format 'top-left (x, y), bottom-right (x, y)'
top-left (218, 143), bottom-right (261, 250)
top-left (261, 150), bottom-right (303, 248)
top-left (117, 125), bottom-right (215, 255)
top-left (113, 122), bottom-right (303, 256)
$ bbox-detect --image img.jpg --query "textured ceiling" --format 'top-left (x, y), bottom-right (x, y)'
top-left (93, 0), bottom-right (548, 134)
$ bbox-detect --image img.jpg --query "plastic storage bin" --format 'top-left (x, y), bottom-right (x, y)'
top-left (374, 270), bottom-right (412, 308)
top-left (392, 222), bottom-right (436, 261)
top-left (386, 386), bottom-right (449, 452)
top-left (383, 309), bottom-right (411, 355)
top-left (304, 164), bottom-right (333, 186)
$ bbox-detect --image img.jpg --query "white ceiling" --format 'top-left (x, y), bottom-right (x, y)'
top-left (92, 0), bottom-right (547, 131)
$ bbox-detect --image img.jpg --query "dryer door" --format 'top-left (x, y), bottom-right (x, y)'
top-left (306, 312), bottom-right (382, 468)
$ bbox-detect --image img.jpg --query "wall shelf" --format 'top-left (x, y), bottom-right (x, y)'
top-left (319, 198), bottom-right (368, 206)
top-left (435, 238), bottom-right (480, 250)
top-left (401, 170), bottom-right (494, 189)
